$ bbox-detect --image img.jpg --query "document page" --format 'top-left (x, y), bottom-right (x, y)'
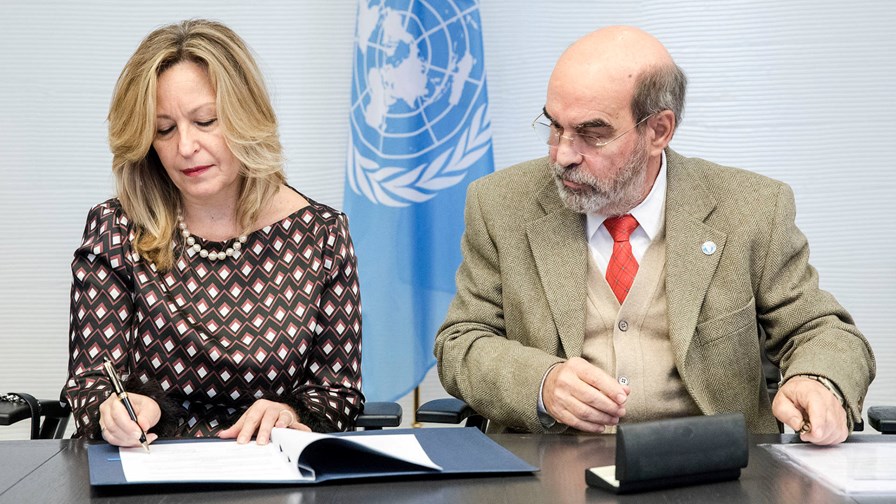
top-left (764, 442), bottom-right (896, 494)
top-left (117, 429), bottom-right (441, 483)
top-left (119, 441), bottom-right (305, 483)
top-left (271, 428), bottom-right (442, 471)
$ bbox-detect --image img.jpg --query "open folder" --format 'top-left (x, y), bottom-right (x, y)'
top-left (88, 427), bottom-right (536, 485)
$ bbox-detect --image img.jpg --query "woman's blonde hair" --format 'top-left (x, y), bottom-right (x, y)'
top-left (108, 19), bottom-right (284, 271)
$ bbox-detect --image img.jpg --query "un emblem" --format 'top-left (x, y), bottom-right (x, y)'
top-left (347, 0), bottom-right (492, 207)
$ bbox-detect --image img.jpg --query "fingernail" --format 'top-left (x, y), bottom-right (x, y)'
top-left (616, 394), bottom-right (627, 404)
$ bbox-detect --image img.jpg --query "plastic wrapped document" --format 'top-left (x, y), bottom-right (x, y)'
top-left (764, 442), bottom-right (896, 494)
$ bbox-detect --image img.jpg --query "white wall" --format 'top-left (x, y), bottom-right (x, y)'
top-left (1, 1), bottom-right (892, 439)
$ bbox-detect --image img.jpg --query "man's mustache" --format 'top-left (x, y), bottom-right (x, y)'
top-left (552, 163), bottom-right (593, 186)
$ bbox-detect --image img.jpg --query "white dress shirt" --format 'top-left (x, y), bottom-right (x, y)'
top-left (585, 150), bottom-right (668, 274)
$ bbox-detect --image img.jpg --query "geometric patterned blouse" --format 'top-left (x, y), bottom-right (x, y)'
top-left (63, 193), bottom-right (363, 438)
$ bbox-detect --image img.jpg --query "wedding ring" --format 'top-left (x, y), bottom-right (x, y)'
top-left (280, 409), bottom-right (296, 427)
top-left (798, 420), bottom-right (812, 435)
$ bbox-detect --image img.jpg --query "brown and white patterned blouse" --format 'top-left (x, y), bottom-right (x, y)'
top-left (64, 193), bottom-right (363, 438)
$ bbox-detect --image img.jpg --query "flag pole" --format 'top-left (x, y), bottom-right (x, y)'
top-left (413, 386), bottom-right (422, 428)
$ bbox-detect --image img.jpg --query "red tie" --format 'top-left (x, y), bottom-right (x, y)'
top-left (604, 214), bottom-right (639, 303)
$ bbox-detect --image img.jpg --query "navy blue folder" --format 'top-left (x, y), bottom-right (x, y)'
top-left (88, 427), bottom-right (537, 485)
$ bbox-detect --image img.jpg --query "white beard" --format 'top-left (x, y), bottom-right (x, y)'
top-left (551, 133), bottom-right (650, 216)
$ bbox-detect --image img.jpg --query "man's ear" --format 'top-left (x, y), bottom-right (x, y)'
top-left (647, 109), bottom-right (676, 154)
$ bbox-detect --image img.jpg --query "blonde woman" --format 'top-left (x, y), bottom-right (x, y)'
top-left (64, 19), bottom-right (363, 447)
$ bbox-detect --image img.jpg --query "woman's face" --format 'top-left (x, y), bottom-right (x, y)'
top-left (152, 60), bottom-right (241, 208)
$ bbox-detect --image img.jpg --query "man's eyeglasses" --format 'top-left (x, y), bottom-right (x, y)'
top-left (531, 112), bottom-right (654, 157)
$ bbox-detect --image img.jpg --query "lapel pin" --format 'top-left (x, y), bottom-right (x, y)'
top-left (701, 241), bottom-right (716, 255)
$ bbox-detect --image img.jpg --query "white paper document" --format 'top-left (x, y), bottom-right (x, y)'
top-left (763, 442), bottom-right (896, 494)
top-left (119, 428), bottom-right (442, 483)
top-left (120, 441), bottom-right (302, 482)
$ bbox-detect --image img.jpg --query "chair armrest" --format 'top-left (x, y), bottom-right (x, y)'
top-left (416, 398), bottom-right (473, 424)
top-left (0, 400), bottom-right (32, 426)
top-left (37, 400), bottom-right (71, 439)
top-left (0, 394), bottom-right (71, 439)
top-left (354, 401), bottom-right (402, 429)
top-left (416, 398), bottom-right (486, 431)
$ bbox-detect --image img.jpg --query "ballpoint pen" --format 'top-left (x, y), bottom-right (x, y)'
top-left (102, 357), bottom-right (150, 453)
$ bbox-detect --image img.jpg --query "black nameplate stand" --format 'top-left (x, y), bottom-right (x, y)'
top-left (586, 413), bottom-right (748, 494)
top-left (868, 406), bottom-right (896, 433)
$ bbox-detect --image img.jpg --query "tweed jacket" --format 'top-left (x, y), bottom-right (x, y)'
top-left (435, 149), bottom-right (875, 433)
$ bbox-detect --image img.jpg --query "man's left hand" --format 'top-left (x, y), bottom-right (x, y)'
top-left (772, 376), bottom-right (848, 445)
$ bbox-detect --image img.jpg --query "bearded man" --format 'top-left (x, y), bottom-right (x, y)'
top-left (434, 26), bottom-right (874, 445)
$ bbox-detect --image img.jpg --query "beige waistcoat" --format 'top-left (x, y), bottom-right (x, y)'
top-left (582, 226), bottom-right (701, 431)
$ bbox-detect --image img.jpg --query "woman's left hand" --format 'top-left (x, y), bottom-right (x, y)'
top-left (218, 399), bottom-right (311, 444)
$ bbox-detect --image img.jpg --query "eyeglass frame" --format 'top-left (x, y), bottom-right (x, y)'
top-left (531, 111), bottom-right (656, 156)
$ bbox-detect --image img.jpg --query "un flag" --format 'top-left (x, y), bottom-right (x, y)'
top-left (344, 0), bottom-right (495, 401)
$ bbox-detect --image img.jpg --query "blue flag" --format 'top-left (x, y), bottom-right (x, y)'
top-left (344, 0), bottom-right (495, 401)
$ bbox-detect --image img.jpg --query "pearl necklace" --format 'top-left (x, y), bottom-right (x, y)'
top-left (177, 214), bottom-right (247, 261)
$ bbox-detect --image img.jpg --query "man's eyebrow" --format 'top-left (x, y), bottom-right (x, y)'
top-left (543, 108), bottom-right (612, 130)
top-left (576, 118), bottom-right (612, 130)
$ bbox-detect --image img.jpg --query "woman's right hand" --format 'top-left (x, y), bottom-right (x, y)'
top-left (98, 392), bottom-right (161, 447)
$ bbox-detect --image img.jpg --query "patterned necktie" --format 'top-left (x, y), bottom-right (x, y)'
top-left (604, 214), bottom-right (639, 303)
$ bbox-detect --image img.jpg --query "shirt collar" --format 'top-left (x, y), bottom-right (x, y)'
top-left (586, 150), bottom-right (667, 241)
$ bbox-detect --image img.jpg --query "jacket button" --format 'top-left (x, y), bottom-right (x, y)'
top-left (618, 376), bottom-right (629, 385)
top-left (618, 320), bottom-right (628, 331)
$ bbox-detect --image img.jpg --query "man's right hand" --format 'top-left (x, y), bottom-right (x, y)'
top-left (543, 357), bottom-right (629, 432)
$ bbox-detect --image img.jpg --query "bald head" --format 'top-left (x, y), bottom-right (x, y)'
top-left (543, 26), bottom-right (685, 215)
top-left (547, 26), bottom-right (685, 130)
top-left (562, 26), bottom-right (673, 77)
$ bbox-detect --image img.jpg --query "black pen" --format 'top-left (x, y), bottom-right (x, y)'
top-left (102, 358), bottom-right (150, 453)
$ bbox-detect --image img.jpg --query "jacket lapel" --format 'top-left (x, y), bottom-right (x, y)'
top-left (664, 150), bottom-right (727, 368)
top-left (526, 178), bottom-right (588, 359)
top-left (523, 151), bottom-right (727, 364)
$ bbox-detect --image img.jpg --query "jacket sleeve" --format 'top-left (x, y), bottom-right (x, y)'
top-left (757, 183), bottom-right (876, 428)
top-left (435, 182), bottom-right (565, 433)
